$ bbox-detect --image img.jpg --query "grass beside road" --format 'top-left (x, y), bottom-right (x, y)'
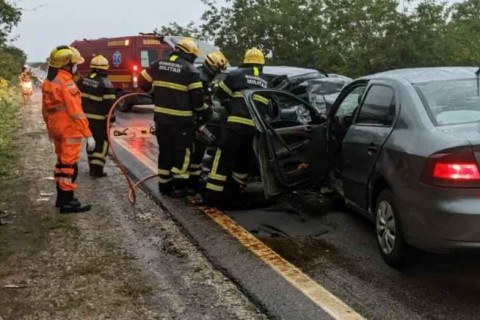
top-left (0, 77), bottom-right (20, 176)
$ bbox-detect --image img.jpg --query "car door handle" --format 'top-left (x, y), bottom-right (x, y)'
top-left (367, 144), bottom-right (378, 155)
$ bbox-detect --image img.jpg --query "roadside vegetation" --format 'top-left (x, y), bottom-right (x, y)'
top-left (159, 0), bottom-right (480, 77)
top-left (0, 1), bottom-right (26, 176)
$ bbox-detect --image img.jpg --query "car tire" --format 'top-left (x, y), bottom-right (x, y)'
top-left (375, 189), bottom-right (411, 269)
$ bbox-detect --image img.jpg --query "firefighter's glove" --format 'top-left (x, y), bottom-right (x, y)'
top-left (86, 136), bottom-right (96, 152)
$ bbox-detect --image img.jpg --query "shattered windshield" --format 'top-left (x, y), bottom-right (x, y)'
top-left (415, 78), bottom-right (480, 126)
top-left (168, 36), bottom-right (219, 64)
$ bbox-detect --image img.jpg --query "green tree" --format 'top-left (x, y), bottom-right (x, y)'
top-left (443, 0), bottom-right (480, 65)
top-left (0, 45), bottom-right (26, 81)
top-left (0, 0), bottom-right (21, 46)
top-left (154, 21), bottom-right (206, 40)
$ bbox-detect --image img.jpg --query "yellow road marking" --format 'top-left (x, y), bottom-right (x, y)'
top-left (112, 136), bottom-right (366, 320)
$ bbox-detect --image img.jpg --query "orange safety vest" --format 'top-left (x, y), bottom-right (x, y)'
top-left (42, 69), bottom-right (92, 139)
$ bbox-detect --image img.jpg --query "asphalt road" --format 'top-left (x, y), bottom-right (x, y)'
top-left (114, 106), bottom-right (480, 320)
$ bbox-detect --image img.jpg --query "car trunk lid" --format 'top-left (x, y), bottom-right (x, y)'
top-left (437, 122), bottom-right (480, 165)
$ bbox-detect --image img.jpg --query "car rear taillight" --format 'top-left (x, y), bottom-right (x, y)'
top-left (422, 146), bottom-right (480, 188)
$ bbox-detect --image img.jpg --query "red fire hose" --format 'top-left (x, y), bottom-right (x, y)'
top-left (106, 93), bottom-right (159, 205)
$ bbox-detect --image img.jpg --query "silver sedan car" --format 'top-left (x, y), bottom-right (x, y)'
top-left (243, 67), bottom-right (480, 268)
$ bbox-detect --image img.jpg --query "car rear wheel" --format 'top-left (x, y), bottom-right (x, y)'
top-left (375, 190), bottom-right (411, 269)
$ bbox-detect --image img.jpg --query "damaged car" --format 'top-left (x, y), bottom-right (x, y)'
top-left (211, 67), bottom-right (480, 268)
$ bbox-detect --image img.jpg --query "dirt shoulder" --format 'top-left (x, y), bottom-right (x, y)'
top-left (0, 92), bottom-right (266, 320)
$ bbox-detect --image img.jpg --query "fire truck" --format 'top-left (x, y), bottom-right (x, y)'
top-left (71, 34), bottom-right (219, 112)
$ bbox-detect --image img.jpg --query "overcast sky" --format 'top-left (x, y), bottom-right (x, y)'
top-left (13, 0), bottom-right (462, 62)
top-left (13, 0), bottom-right (226, 61)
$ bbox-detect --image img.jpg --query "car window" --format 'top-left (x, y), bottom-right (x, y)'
top-left (356, 85), bottom-right (395, 126)
top-left (335, 85), bottom-right (366, 117)
top-left (140, 50), bottom-right (159, 68)
top-left (255, 91), bottom-right (314, 126)
top-left (415, 78), bottom-right (480, 126)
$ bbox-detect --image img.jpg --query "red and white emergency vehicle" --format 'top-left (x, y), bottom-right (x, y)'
top-left (71, 34), bottom-right (219, 112)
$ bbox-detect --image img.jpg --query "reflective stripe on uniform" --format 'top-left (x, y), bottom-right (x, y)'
top-left (141, 69), bottom-right (153, 82)
top-left (86, 113), bottom-right (106, 120)
top-left (90, 159), bottom-right (105, 166)
top-left (172, 173), bottom-right (189, 179)
top-left (232, 172), bottom-right (248, 184)
top-left (154, 106), bottom-right (193, 117)
top-left (158, 177), bottom-right (172, 184)
top-left (153, 81), bottom-right (187, 91)
top-left (92, 141), bottom-right (109, 160)
top-left (188, 81), bottom-right (203, 91)
top-left (253, 94), bottom-right (269, 105)
top-left (227, 116), bottom-right (254, 126)
top-left (66, 137), bottom-right (83, 144)
top-left (103, 94), bottom-right (117, 100)
top-left (45, 105), bottom-right (66, 115)
top-left (208, 149), bottom-right (227, 182)
top-left (195, 103), bottom-right (209, 112)
top-left (171, 148), bottom-right (191, 179)
top-left (206, 183), bottom-right (224, 192)
top-left (158, 169), bottom-right (170, 176)
top-left (81, 93), bottom-right (103, 101)
top-left (232, 92), bottom-right (244, 98)
top-left (219, 81), bottom-right (234, 97)
top-left (182, 148), bottom-right (191, 173)
top-left (71, 113), bottom-right (87, 120)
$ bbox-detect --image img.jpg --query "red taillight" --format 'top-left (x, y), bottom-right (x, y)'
top-left (132, 65), bottom-right (138, 72)
top-left (422, 146), bottom-right (480, 187)
top-left (433, 163), bottom-right (480, 180)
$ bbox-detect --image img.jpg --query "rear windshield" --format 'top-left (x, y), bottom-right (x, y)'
top-left (416, 78), bottom-right (480, 126)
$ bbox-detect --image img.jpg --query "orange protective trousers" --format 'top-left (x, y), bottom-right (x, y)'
top-left (42, 69), bottom-right (92, 192)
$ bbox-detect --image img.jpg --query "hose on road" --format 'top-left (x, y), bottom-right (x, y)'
top-left (106, 93), bottom-right (159, 205)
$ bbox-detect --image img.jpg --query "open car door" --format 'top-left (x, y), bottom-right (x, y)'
top-left (245, 89), bottom-right (330, 198)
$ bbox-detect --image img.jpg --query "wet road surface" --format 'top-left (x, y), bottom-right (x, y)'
top-left (113, 106), bottom-right (480, 320)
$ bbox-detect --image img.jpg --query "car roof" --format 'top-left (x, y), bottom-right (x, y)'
top-left (225, 65), bottom-right (322, 78)
top-left (263, 66), bottom-right (321, 77)
top-left (365, 67), bottom-right (479, 84)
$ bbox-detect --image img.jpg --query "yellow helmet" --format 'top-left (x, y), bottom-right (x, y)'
top-left (244, 47), bottom-right (265, 65)
top-left (204, 51), bottom-right (228, 72)
top-left (48, 45), bottom-right (85, 68)
top-left (90, 55), bottom-right (109, 70)
top-left (175, 37), bottom-right (199, 57)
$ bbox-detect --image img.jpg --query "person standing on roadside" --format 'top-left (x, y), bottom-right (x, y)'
top-left (42, 46), bottom-right (95, 213)
top-left (77, 55), bottom-right (117, 178)
top-left (19, 65), bottom-right (33, 105)
top-left (137, 38), bottom-right (204, 198)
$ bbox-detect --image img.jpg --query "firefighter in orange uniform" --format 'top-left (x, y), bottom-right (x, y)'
top-left (42, 46), bottom-right (95, 213)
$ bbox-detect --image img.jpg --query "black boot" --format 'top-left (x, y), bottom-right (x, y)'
top-left (56, 185), bottom-right (79, 208)
top-left (90, 165), bottom-right (107, 178)
top-left (58, 190), bottom-right (91, 214)
top-left (188, 175), bottom-right (201, 192)
top-left (158, 182), bottom-right (173, 195)
top-left (170, 179), bottom-right (195, 198)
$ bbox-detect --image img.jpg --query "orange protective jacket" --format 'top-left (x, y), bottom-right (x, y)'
top-left (42, 69), bottom-right (92, 139)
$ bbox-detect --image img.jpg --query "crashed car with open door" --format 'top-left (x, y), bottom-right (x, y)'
top-left (242, 79), bottom-right (368, 199)
top-left (243, 89), bottom-right (331, 198)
